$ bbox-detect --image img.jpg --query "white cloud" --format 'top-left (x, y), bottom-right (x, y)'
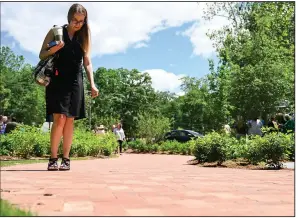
top-left (1, 2), bottom-right (230, 58)
top-left (134, 42), bottom-right (148, 49)
top-left (176, 91), bottom-right (186, 97)
top-left (181, 16), bottom-right (230, 58)
top-left (142, 69), bottom-right (185, 94)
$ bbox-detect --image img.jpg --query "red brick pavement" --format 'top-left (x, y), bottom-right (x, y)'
top-left (0, 154), bottom-right (294, 216)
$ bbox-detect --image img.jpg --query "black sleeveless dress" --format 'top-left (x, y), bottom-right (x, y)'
top-left (45, 25), bottom-right (86, 122)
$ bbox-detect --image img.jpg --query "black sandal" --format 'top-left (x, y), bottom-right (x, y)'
top-left (47, 158), bottom-right (58, 171)
top-left (59, 157), bottom-right (70, 171)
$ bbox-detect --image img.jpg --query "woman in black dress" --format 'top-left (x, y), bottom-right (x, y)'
top-left (39, 3), bottom-right (98, 171)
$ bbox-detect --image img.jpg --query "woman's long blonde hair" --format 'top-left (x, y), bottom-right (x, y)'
top-left (67, 3), bottom-right (90, 53)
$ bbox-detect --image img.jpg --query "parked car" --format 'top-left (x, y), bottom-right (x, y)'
top-left (164, 130), bottom-right (203, 143)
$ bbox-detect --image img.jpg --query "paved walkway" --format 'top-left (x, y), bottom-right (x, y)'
top-left (1, 154), bottom-right (294, 216)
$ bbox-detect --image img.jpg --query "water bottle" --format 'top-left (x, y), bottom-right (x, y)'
top-left (47, 25), bottom-right (63, 48)
top-left (52, 25), bottom-right (63, 41)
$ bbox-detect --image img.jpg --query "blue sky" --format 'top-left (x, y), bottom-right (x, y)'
top-left (91, 22), bottom-right (218, 77)
top-left (1, 2), bottom-right (227, 94)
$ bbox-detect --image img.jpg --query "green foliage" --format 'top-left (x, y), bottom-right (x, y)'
top-left (93, 67), bottom-right (158, 137)
top-left (203, 2), bottom-right (294, 120)
top-left (193, 132), bottom-right (230, 165)
top-left (136, 113), bottom-right (172, 144)
top-left (126, 139), bottom-right (146, 152)
top-left (0, 125), bottom-right (118, 158)
top-left (160, 140), bottom-right (193, 155)
top-left (191, 131), bottom-right (294, 167)
top-left (0, 199), bottom-right (34, 216)
top-left (0, 46), bottom-right (46, 124)
top-left (0, 125), bottom-right (49, 158)
top-left (126, 139), bottom-right (194, 155)
top-left (245, 133), bottom-right (293, 167)
top-left (97, 132), bottom-right (119, 156)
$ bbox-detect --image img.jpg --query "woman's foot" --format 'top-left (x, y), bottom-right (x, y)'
top-left (47, 158), bottom-right (58, 171)
top-left (59, 157), bottom-right (70, 171)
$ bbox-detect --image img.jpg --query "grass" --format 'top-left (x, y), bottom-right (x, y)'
top-left (0, 199), bottom-right (34, 216)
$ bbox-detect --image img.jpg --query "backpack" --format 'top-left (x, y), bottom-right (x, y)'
top-left (32, 54), bottom-right (58, 86)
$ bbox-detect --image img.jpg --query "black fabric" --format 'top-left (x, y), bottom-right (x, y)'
top-left (45, 25), bottom-right (86, 122)
top-left (4, 122), bottom-right (18, 134)
top-left (118, 140), bottom-right (123, 153)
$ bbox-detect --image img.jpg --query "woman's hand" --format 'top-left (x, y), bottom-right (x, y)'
top-left (91, 85), bottom-right (99, 98)
top-left (48, 41), bottom-right (65, 53)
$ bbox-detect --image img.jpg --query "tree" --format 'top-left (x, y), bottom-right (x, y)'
top-left (203, 2), bottom-right (294, 121)
top-left (0, 46), bottom-right (46, 124)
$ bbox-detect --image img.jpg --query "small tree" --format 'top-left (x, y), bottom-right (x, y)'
top-left (136, 113), bottom-right (172, 144)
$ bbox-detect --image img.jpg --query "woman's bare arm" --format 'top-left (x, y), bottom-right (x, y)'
top-left (39, 29), bottom-right (64, 60)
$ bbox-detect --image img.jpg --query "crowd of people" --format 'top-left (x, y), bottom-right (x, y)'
top-left (230, 113), bottom-right (295, 139)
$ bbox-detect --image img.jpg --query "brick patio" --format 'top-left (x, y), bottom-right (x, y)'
top-left (0, 154), bottom-right (294, 216)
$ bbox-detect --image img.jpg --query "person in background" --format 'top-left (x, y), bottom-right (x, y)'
top-left (112, 124), bottom-right (116, 133)
top-left (283, 114), bottom-right (295, 134)
top-left (275, 113), bottom-right (286, 131)
top-left (0, 115), bottom-right (4, 134)
top-left (114, 123), bottom-right (125, 154)
top-left (234, 116), bottom-right (247, 139)
top-left (267, 116), bottom-right (278, 132)
top-left (95, 125), bottom-right (106, 135)
top-left (0, 116), bottom-right (8, 134)
top-left (223, 124), bottom-right (231, 134)
top-left (4, 117), bottom-right (19, 134)
top-left (248, 117), bottom-right (263, 136)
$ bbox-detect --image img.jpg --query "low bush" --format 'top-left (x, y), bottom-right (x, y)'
top-left (159, 140), bottom-right (192, 155)
top-left (126, 139), bottom-right (194, 155)
top-left (193, 132), bottom-right (230, 165)
top-left (0, 199), bottom-right (34, 216)
top-left (126, 139), bottom-right (146, 152)
top-left (0, 125), bottom-right (118, 158)
top-left (244, 132), bottom-right (293, 168)
top-left (2, 124), bottom-right (294, 169)
top-left (192, 131), bottom-right (294, 168)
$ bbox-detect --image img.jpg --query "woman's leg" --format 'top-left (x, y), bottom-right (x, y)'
top-left (50, 114), bottom-right (66, 158)
top-left (118, 140), bottom-right (123, 153)
top-left (62, 117), bottom-right (75, 158)
top-left (48, 114), bottom-right (66, 170)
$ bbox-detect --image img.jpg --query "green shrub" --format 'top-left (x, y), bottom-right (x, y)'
top-left (127, 138), bottom-right (195, 155)
top-left (0, 199), bottom-right (34, 216)
top-left (151, 143), bottom-right (159, 152)
top-left (71, 130), bottom-right (118, 157)
top-left (193, 132), bottom-right (229, 165)
top-left (127, 139), bottom-right (146, 152)
top-left (0, 135), bottom-right (14, 156)
top-left (0, 125), bottom-right (49, 158)
top-left (225, 136), bottom-right (244, 160)
top-left (97, 132), bottom-right (118, 156)
top-left (72, 130), bottom-right (96, 156)
top-left (245, 133), bottom-right (293, 167)
top-left (1, 125), bottom-right (118, 158)
top-left (160, 140), bottom-right (181, 154)
top-left (158, 140), bottom-right (190, 154)
top-left (136, 113), bottom-right (171, 144)
top-left (288, 133), bottom-right (295, 161)
top-left (186, 139), bottom-right (197, 155)
top-left (243, 135), bottom-right (265, 165)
